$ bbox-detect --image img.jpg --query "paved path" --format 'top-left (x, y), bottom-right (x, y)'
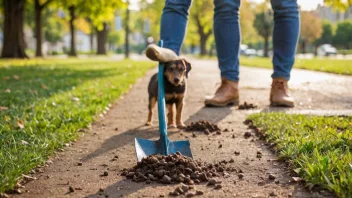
top-left (11, 59), bottom-right (351, 198)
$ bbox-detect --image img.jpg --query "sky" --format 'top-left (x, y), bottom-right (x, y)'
top-left (129, 0), bottom-right (325, 11)
top-left (249, 0), bottom-right (324, 11)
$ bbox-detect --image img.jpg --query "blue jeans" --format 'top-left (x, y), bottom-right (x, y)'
top-left (160, 0), bottom-right (300, 81)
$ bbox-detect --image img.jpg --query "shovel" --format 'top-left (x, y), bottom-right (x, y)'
top-left (135, 40), bottom-right (192, 161)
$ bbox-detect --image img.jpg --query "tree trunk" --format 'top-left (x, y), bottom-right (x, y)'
top-left (35, 0), bottom-right (43, 57)
top-left (68, 6), bottom-right (77, 56)
top-left (301, 40), bottom-right (307, 54)
top-left (90, 32), bottom-right (94, 51)
top-left (125, 4), bottom-right (130, 59)
top-left (97, 23), bottom-right (109, 55)
top-left (264, 37), bottom-right (269, 57)
top-left (1, 0), bottom-right (28, 58)
top-left (194, 15), bottom-right (212, 56)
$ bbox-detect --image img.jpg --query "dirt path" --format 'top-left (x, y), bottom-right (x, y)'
top-left (10, 59), bottom-right (352, 198)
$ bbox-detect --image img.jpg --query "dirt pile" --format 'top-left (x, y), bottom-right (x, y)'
top-left (185, 120), bottom-right (221, 135)
top-left (238, 102), bottom-right (257, 110)
top-left (121, 152), bottom-right (236, 185)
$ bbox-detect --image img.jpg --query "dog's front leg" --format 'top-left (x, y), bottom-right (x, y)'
top-left (167, 104), bottom-right (176, 128)
top-left (176, 100), bottom-right (185, 128)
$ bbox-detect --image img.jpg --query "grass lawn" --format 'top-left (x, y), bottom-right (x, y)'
top-left (240, 56), bottom-right (352, 75)
top-left (0, 58), bottom-right (154, 192)
top-left (248, 113), bottom-right (352, 197)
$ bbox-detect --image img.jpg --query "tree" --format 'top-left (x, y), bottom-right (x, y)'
top-left (190, 0), bottom-right (213, 56)
top-left (253, 11), bottom-right (273, 57)
top-left (300, 11), bottom-right (323, 54)
top-left (34, 0), bottom-right (54, 57)
top-left (44, 11), bottom-right (64, 53)
top-left (96, 22), bottom-right (109, 54)
top-left (315, 21), bottom-right (334, 45)
top-left (333, 20), bottom-right (352, 49)
top-left (1, 0), bottom-right (28, 58)
top-left (240, 0), bottom-right (259, 44)
top-left (125, 0), bottom-right (130, 58)
top-left (107, 31), bottom-right (121, 51)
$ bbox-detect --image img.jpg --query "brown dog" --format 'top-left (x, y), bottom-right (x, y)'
top-left (146, 59), bottom-right (192, 128)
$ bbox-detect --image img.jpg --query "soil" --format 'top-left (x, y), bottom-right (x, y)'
top-left (121, 153), bottom-right (235, 186)
top-left (8, 59), bottom-right (347, 198)
top-left (185, 120), bottom-right (221, 134)
top-left (238, 102), bottom-right (258, 110)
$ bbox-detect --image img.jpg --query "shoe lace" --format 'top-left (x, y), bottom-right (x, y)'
top-left (273, 81), bottom-right (288, 95)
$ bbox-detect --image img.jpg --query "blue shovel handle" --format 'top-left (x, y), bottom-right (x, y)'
top-left (157, 40), bottom-right (169, 155)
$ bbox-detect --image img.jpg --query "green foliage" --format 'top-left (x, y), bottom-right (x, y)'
top-left (253, 12), bottom-right (273, 41)
top-left (0, 59), bottom-right (154, 192)
top-left (324, 0), bottom-right (352, 11)
top-left (333, 20), bottom-right (352, 49)
top-left (240, 56), bottom-right (352, 75)
top-left (43, 9), bottom-right (65, 43)
top-left (248, 113), bottom-right (352, 197)
top-left (314, 21), bottom-right (334, 45)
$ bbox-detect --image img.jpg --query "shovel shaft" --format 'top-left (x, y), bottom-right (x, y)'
top-left (157, 40), bottom-right (169, 155)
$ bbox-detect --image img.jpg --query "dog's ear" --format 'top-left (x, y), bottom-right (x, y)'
top-left (182, 59), bottom-right (192, 78)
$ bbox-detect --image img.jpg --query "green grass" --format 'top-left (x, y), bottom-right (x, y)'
top-left (248, 113), bottom-right (352, 197)
top-left (0, 58), bottom-right (154, 192)
top-left (240, 56), bottom-right (352, 75)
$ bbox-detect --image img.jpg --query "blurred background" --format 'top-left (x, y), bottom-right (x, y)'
top-left (1, 0), bottom-right (352, 59)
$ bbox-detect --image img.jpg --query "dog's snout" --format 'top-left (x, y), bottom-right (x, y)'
top-left (174, 78), bottom-right (180, 83)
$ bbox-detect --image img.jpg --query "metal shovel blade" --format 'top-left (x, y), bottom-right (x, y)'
top-left (134, 40), bottom-right (192, 161)
top-left (135, 137), bottom-right (192, 162)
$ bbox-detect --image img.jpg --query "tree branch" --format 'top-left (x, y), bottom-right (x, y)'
top-left (40, 0), bottom-right (54, 9)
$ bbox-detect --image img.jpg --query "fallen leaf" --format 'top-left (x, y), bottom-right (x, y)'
top-left (41, 84), bottom-right (48, 90)
top-left (72, 97), bottom-right (80, 102)
top-left (292, 177), bottom-right (304, 182)
top-left (21, 140), bottom-right (29, 145)
top-left (2, 76), bottom-right (10, 81)
top-left (0, 106), bottom-right (8, 111)
top-left (5, 89), bottom-right (11, 93)
top-left (13, 75), bottom-right (19, 80)
top-left (17, 120), bottom-right (25, 129)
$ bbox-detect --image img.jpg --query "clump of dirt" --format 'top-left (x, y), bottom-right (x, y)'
top-left (238, 102), bottom-right (257, 110)
top-left (185, 120), bottom-right (221, 135)
top-left (121, 152), bottom-right (236, 185)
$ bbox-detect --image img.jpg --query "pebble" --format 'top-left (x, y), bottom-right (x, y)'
top-left (268, 174), bottom-right (276, 180)
top-left (161, 175), bottom-right (172, 184)
top-left (244, 132), bottom-right (252, 138)
top-left (69, 186), bottom-right (75, 193)
top-left (196, 190), bottom-right (204, 195)
top-left (103, 171), bottom-right (109, 176)
top-left (77, 162), bottom-right (82, 166)
top-left (207, 179), bottom-right (217, 186)
top-left (214, 184), bottom-right (222, 189)
top-left (186, 192), bottom-right (196, 197)
top-left (238, 173), bottom-right (244, 179)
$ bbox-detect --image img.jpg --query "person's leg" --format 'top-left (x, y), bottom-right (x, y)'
top-left (271, 0), bottom-right (300, 80)
top-left (204, 0), bottom-right (241, 107)
top-left (214, 0), bottom-right (241, 82)
top-left (160, 0), bottom-right (192, 55)
top-left (270, 0), bottom-right (299, 107)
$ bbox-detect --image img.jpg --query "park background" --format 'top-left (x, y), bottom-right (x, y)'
top-left (1, 0), bottom-right (352, 197)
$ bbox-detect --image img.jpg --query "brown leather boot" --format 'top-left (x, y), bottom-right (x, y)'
top-left (270, 78), bottom-right (295, 107)
top-left (204, 78), bottom-right (239, 107)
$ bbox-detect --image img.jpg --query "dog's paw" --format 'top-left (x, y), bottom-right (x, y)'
top-left (177, 123), bottom-right (186, 129)
top-left (168, 123), bottom-right (176, 128)
top-left (145, 122), bottom-right (152, 126)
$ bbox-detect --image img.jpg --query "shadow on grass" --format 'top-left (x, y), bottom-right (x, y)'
top-left (0, 65), bottom-right (116, 108)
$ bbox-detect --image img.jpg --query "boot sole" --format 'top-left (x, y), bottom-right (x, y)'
top-left (205, 99), bottom-right (240, 107)
top-left (270, 101), bottom-right (295, 108)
